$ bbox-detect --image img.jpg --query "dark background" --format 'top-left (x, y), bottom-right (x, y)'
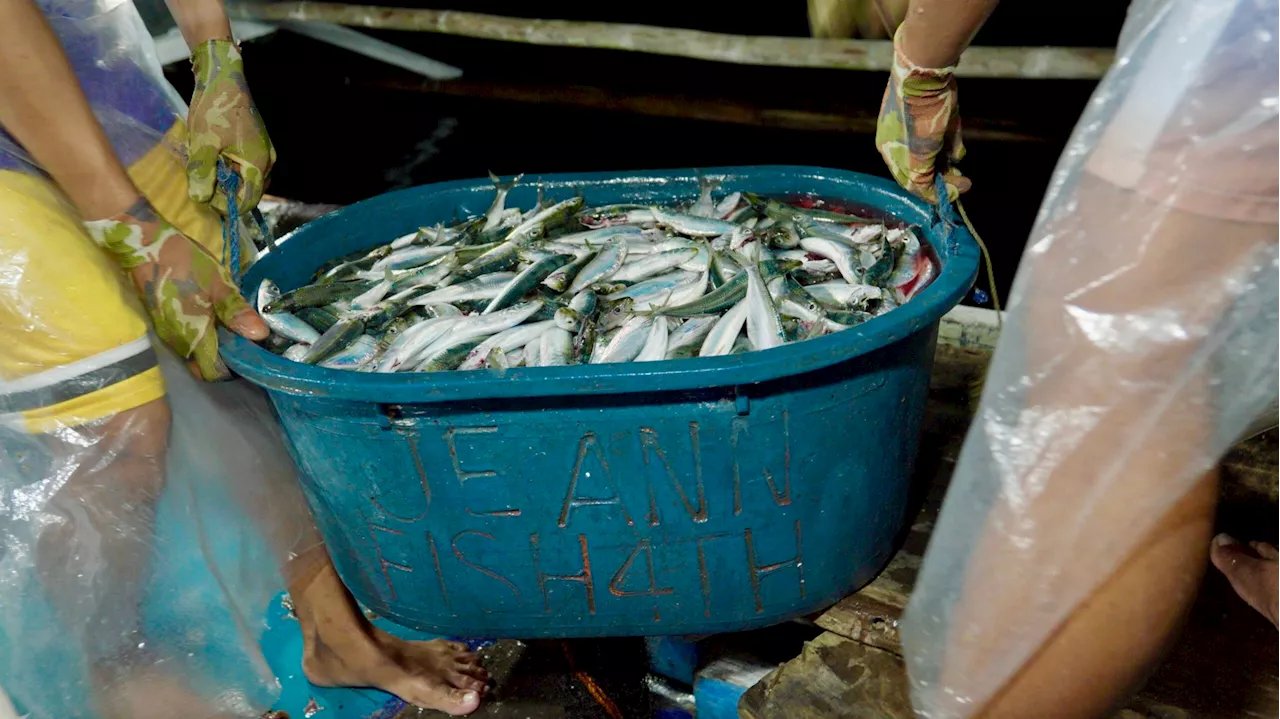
top-left (157, 1), bottom-right (1131, 306)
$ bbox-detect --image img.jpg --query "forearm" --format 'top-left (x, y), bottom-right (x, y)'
top-left (164, 0), bottom-right (232, 48)
top-left (0, 0), bottom-right (138, 218)
top-left (899, 0), bottom-right (1000, 67)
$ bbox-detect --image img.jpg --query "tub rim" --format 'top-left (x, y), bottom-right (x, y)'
top-left (221, 165), bottom-right (980, 404)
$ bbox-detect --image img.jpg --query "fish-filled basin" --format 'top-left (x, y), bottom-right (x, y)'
top-left (221, 166), bottom-right (979, 638)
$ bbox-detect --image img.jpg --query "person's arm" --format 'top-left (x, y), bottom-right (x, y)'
top-left (0, 0), bottom-right (265, 380)
top-left (163, 0), bottom-right (233, 48)
top-left (874, 0), bottom-right (997, 203)
top-left (163, 0), bottom-right (276, 214)
top-left (897, 0), bottom-right (1000, 68)
top-left (0, 0), bottom-right (140, 219)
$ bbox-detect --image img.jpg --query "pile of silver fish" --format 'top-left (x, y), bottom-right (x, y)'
top-left (255, 174), bottom-right (936, 372)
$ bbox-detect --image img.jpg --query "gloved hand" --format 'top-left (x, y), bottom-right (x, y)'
top-left (84, 199), bottom-right (268, 380)
top-left (875, 25), bottom-right (972, 204)
top-left (186, 39), bottom-right (276, 215)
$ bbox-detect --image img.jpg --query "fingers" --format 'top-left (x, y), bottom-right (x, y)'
top-left (186, 144), bottom-right (219, 205)
top-left (191, 248), bottom-right (270, 341)
top-left (942, 168), bottom-right (972, 202)
top-left (1251, 541), bottom-right (1279, 561)
top-left (1210, 533), bottom-right (1280, 628)
top-left (224, 306), bottom-right (270, 341)
top-left (213, 281), bottom-right (269, 340)
top-left (949, 130), bottom-right (968, 164)
top-left (208, 266), bottom-right (268, 340)
top-left (236, 164), bottom-right (266, 213)
top-left (218, 145), bottom-right (272, 214)
top-left (189, 329), bottom-right (231, 381)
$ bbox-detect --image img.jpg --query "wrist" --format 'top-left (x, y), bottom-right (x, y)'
top-left (178, 11), bottom-right (233, 49)
top-left (83, 198), bottom-right (173, 270)
top-left (895, 20), bottom-right (961, 72)
top-left (892, 24), bottom-right (956, 96)
top-left (72, 164), bottom-right (147, 222)
top-left (191, 38), bottom-right (243, 88)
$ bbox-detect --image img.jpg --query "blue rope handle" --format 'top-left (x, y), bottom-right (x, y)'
top-left (215, 158), bottom-right (274, 284)
top-left (934, 172), bottom-right (1002, 318)
top-left (933, 173), bottom-right (958, 232)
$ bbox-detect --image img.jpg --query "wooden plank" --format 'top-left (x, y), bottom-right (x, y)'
top-left (232, 3), bottom-right (1116, 79)
top-left (1221, 429), bottom-right (1280, 505)
top-left (738, 632), bottom-right (912, 719)
top-left (773, 569), bottom-right (1280, 719)
top-left (810, 592), bottom-right (903, 656)
top-left (365, 77), bottom-right (1045, 142)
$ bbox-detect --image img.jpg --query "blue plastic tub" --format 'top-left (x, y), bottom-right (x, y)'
top-left (222, 166), bottom-right (978, 638)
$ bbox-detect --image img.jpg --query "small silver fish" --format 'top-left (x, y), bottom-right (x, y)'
top-left (523, 333), bottom-right (544, 367)
top-left (566, 240), bottom-right (628, 295)
top-left (410, 272), bottom-right (517, 305)
top-left (799, 237), bottom-right (859, 285)
top-left (554, 308), bottom-right (583, 332)
top-left (714, 191), bottom-right (742, 219)
top-left (699, 298), bottom-right (750, 357)
top-left (257, 279), bottom-right (321, 344)
top-left (375, 316), bottom-right (461, 372)
top-left (612, 248), bottom-right (699, 284)
top-left (319, 335), bottom-right (380, 370)
top-left (540, 327), bottom-right (574, 366)
top-left (634, 315), bottom-right (670, 362)
top-left (650, 207), bottom-right (738, 237)
top-left (459, 320), bottom-right (557, 370)
top-left (743, 259), bottom-right (785, 351)
top-left (804, 280), bottom-right (882, 307)
top-left (372, 245), bottom-right (455, 273)
top-left (283, 343), bottom-right (311, 362)
top-left (664, 315), bottom-right (718, 359)
top-left (593, 315), bottom-right (654, 364)
top-left (689, 173), bottom-right (722, 218)
top-left (483, 171), bottom-right (523, 233)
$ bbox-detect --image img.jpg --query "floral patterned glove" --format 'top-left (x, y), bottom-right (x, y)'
top-left (186, 39), bottom-right (276, 215)
top-left (84, 199), bottom-right (265, 380)
top-left (875, 25), bottom-right (972, 204)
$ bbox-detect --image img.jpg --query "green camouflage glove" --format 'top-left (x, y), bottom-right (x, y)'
top-left (875, 25), bottom-right (972, 204)
top-left (187, 39), bottom-right (276, 215)
top-left (84, 199), bottom-right (263, 380)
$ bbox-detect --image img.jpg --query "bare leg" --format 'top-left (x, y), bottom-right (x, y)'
top-left (975, 471), bottom-right (1218, 719)
top-left (34, 398), bottom-right (234, 719)
top-left (195, 380), bottom-right (488, 715)
top-left (925, 174), bottom-right (1273, 717)
top-left (288, 554), bottom-right (486, 716)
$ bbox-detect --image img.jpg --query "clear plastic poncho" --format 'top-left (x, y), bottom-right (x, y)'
top-left (0, 0), bottom-right (321, 715)
top-left (0, 0), bottom-right (186, 175)
top-left (0, 350), bottom-right (322, 717)
top-left (902, 0), bottom-right (1279, 715)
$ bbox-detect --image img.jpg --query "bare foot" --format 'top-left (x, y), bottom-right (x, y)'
top-left (1210, 533), bottom-right (1279, 628)
top-left (292, 562), bottom-right (486, 716)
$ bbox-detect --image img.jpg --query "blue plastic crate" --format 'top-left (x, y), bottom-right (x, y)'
top-left (221, 166), bottom-right (978, 638)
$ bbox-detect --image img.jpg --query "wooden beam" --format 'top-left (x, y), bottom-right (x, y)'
top-left (365, 77), bottom-right (1047, 142)
top-left (233, 3), bottom-right (1115, 79)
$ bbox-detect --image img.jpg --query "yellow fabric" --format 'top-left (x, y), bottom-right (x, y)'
top-left (0, 122), bottom-right (223, 432)
top-left (129, 120), bottom-right (227, 258)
